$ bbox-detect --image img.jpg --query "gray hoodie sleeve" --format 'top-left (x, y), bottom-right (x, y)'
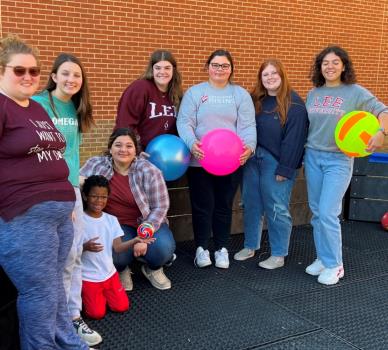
top-left (177, 88), bottom-right (198, 151)
top-left (235, 86), bottom-right (257, 150)
top-left (355, 84), bottom-right (388, 116)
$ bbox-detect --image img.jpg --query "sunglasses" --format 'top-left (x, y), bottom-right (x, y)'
top-left (5, 65), bottom-right (41, 77)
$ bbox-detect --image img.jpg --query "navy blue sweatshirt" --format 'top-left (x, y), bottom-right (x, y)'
top-left (256, 91), bottom-right (308, 179)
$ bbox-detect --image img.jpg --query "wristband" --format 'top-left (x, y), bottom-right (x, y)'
top-left (377, 128), bottom-right (388, 136)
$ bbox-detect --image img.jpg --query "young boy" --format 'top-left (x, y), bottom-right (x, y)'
top-left (81, 175), bottom-right (154, 319)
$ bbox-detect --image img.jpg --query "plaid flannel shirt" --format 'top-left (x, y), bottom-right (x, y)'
top-left (80, 154), bottom-right (169, 231)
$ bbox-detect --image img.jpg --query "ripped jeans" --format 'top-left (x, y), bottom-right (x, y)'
top-left (242, 147), bottom-right (296, 256)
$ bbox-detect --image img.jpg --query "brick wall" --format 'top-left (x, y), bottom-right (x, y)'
top-left (1, 0), bottom-right (387, 238)
top-left (1, 0), bottom-right (387, 161)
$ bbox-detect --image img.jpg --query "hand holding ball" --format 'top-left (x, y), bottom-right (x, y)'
top-left (199, 129), bottom-right (243, 176)
top-left (335, 111), bottom-right (380, 157)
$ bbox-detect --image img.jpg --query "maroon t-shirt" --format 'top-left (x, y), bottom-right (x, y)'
top-left (0, 94), bottom-right (75, 221)
top-left (115, 79), bottom-right (177, 149)
top-left (104, 171), bottom-right (142, 227)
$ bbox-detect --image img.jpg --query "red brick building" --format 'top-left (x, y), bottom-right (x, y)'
top-left (2, 0), bottom-right (387, 235)
top-left (2, 0), bottom-right (387, 161)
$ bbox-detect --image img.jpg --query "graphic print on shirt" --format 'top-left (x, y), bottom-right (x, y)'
top-left (28, 118), bottom-right (66, 163)
top-left (206, 95), bottom-right (234, 105)
top-left (148, 102), bottom-right (176, 119)
top-left (308, 95), bottom-right (345, 116)
top-left (52, 116), bottom-right (79, 127)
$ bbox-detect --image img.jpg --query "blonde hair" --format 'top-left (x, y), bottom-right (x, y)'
top-left (0, 34), bottom-right (40, 71)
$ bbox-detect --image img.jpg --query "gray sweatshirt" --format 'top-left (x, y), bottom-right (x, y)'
top-left (306, 84), bottom-right (388, 152)
top-left (177, 81), bottom-right (256, 166)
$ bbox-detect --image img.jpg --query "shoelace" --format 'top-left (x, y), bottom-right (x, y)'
top-left (216, 251), bottom-right (228, 262)
top-left (199, 250), bottom-right (210, 261)
top-left (76, 319), bottom-right (93, 334)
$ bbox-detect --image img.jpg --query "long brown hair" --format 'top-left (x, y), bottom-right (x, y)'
top-left (45, 53), bottom-right (94, 133)
top-left (251, 58), bottom-right (291, 126)
top-left (141, 49), bottom-right (183, 112)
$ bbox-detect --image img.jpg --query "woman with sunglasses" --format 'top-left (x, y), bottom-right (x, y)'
top-left (32, 54), bottom-right (100, 347)
top-left (0, 36), bottom-right (89, 349)
top-left (234, 59), bottom-right (308, 268)
top-left (115, 49), bottom-right (183, 150)
top-left (177, 49), bottom-right (256, 269)
top-left (304, 45), bottom-right (388, 285)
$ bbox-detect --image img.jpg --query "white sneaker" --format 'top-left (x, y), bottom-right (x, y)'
top-left (72, 317), bottom-right (102, 346)
top-left (305, 259), bottom-right (325, 276)
top-left (215, 247), bottom-right (229, 269)
top-left (141, 265), bottom-right (171, 290)
top-left (194, 246), bottom-right (212, 268)
top-left (119, 266), bottom-right (133, 291)
top-left (258, 256), bottom-right (284, 269)
top-left (318, 266), bottom-right (344, 285)
top-left (234, 248), bottom-right (255, 261)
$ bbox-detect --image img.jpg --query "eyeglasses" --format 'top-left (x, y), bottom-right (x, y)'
top-left (5, 65), bottom-right (41, 77)
top-left (87, 195), bottom-right (109, 200)
top-left (210, 63), bottom-right (231, 70)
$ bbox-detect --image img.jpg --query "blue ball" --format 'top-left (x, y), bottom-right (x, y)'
top-left (145, 134), bottom-right (190, 181)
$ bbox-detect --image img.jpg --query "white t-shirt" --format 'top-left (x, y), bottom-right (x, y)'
top-left (81, 212), bottom-right (124, 282)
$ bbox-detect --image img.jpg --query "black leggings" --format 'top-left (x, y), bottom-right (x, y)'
top-left (187, 166), bottom-right (242, 250)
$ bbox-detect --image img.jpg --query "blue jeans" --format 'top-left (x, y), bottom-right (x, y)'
top-left (242, 147), bottom-right (296, 256)
top-left (0, 201), bottom-right (88, 350)
top-left (304, 148), bottom-right (353, 268)
top-left (113, 223), bottom-right (176, 271)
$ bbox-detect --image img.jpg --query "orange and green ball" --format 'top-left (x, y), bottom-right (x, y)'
top-left (334, 111), bottom-right (380, 157)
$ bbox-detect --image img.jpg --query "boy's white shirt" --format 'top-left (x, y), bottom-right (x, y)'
top-left (81, 212), bottom-right (124, 282)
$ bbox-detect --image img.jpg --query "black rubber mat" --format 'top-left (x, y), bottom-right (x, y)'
top-left (252, 330), bottom-right (357, 349)
top-left (341, 220), bottom-right (388, 253)
top-left (77, 222), bottom-right (388, 349)
top-left (87, 278), bottom-right (316, 350)
top-left (275, 275), bottom-right (388, 350)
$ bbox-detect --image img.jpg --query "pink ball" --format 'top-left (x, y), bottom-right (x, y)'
top-left (199, 128), bottom-right (243, 176)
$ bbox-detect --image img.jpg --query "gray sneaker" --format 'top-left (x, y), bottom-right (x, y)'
top-left (73, 317), bottom-right (102, 346)
top-left (234, 248), bottom-right (255, 261)
top-left (258, 256), bottom-right (284, 269)
top-left (141, 265), bottom-right (171, 290)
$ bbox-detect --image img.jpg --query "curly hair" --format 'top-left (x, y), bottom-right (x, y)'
top-left (310, 45), bottom-right (357, 87)
top-left (82, 175), bottom-right (110, 210)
